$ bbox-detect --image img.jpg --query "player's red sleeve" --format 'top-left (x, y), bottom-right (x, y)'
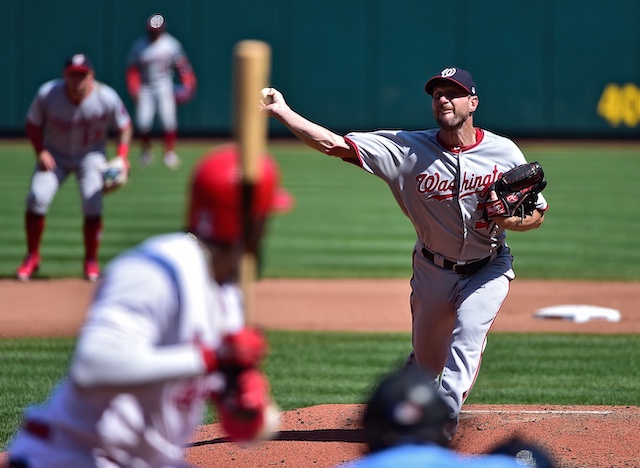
top-left (180, 68), bottom-right (197, 90)
top-left (26, 121), bottom-right (44, 154)
top-left (175, 58), bottom-right (197, 103)
top-left (176, 57), bottom-right (196, 88)
top-left (126, 65), bottom-right (141, 98)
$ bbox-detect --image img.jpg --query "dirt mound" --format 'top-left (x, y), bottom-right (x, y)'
top-left (184, 404), bottom-right (640, 467)
top-left (1, 278), bottom-right (639, 467)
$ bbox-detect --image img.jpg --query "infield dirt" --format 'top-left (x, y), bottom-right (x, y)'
top-left (1, 278), bottom-right (639, 467)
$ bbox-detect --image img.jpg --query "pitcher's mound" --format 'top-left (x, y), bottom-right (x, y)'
top-left (185, 404), bottom-right (639, 467)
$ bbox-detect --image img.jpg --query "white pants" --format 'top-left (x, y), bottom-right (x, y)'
top-left (26, 151), bottom-right (106, 217)
top-left (136, 82), bottom-right (177, 133)
top-left (409, 244), bottom-right (514, 420)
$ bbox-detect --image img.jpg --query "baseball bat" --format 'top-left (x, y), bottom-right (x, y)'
top-left (232, 39), bottom-right (271, 325)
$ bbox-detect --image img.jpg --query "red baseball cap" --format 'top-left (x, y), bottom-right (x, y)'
top-left (64, 53), bottom-right (93, 73)
top-left (187, 144), bottom-right (294, 244)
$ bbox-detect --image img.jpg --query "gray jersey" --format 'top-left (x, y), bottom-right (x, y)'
top-left (346, 127), bottom-right (548, 427)
top-left (127, 33), bottom-right (187, 86)
top-left (26, 79), bottom-right (130, 158)
top-left (345, 128), bottom-right (548, 261)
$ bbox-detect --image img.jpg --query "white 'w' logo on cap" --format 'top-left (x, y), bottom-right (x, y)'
top-left (441, 67), bottom-right (457, 77)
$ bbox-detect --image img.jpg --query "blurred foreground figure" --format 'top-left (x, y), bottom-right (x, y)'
top-left (341, 366), bottom-right (524, 467)
top-left (7, 144), bottom-right (286, 468)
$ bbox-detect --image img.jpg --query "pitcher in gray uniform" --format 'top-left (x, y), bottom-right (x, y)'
top-left (260, 67), bottom-right (548, 441)
top-left (126, 13), bottom-right (197, 170)
top-left (17, 53), bottom-right (132, 282)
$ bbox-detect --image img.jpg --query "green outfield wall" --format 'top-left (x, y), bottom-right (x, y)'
top-left (2, 0), bottom-right (640, 138)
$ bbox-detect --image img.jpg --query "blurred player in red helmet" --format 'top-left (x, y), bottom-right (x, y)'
top-left (189, 145), bottom-right (278, 243)
top-left (7, 144), bottom-right (291, 467)
top-left (189, 144), bottom-right (294, 280)
top-left (126, 13), bottom-right (197, 169)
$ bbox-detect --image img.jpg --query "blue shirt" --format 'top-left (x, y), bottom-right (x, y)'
top-left (341, 443), bottom-right (523, 468)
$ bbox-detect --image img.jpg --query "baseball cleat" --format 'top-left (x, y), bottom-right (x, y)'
top-left (140, 149), bottom-right (154, 167)
top-left (404, 350), bottom-right (416, 367)
top-left (16, 253), bottom-right (40, 281)
top-left (84, 259), bottom-right (100, 282)
top-left (442, 416), bottom-right (459, 444)
top-left (163, 151), bottom-right (181, 170)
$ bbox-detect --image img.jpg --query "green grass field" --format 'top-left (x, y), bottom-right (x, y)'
top-left (2, 139), bottom-right (640, 279)
top-left (1, 139), bottom-right (639, 450)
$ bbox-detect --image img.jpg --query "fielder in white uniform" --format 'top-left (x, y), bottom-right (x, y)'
top-left (7, 145), bottom-right (283, 468)
top-left (261, 67), bottom-right (548, 441)
top-left (126, 13), bottom-right (197, 170)
top-left (17, 53), bottom-right (132, 282)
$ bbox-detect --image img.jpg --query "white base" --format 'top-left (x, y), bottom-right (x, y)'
top-left (534, 304), bottom-right (621, 323)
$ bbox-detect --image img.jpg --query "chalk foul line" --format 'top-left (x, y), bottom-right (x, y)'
top-left (464, 409), bottom-right (613, 415)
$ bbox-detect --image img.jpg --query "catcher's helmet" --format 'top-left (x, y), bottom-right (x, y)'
top-left (362, 366), bottom-right (451, 453)
top-left (187, 144), bottom-right (290, 244)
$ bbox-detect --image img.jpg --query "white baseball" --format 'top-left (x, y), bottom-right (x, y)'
top-left (261, 87), bottom-right (273, 104)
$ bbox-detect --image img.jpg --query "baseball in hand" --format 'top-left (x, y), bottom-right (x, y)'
top-left (260, 87), bottom-right (273, 104)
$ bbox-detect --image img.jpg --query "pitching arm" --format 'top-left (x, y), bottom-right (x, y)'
top-left (260, 88), bottom-right (357, 161)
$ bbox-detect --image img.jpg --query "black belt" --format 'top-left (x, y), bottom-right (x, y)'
top-left (421, 245), bottom-right (504, 276)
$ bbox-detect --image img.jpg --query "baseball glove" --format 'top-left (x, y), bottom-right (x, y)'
top-left (102, 157), bottom-right (129, 193)
top-left (484, 162), bottom-right (547, 218)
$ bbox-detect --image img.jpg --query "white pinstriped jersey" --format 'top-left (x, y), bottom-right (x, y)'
top-left (26, 79), bottom-right (130, 158)
top-left (8, 233), bottom-right (244, 467)
top-left (345, 128), bottom-right (548, 262)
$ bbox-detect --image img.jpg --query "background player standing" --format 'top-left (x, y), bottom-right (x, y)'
top-left (7, 144), bottom-right (282, 467)
top-left (126, 13), bottom-right (197, 170)
top-left (261, 67), bottom-right (548, 441)
top-left (17, 53), bottom-right (132, 282)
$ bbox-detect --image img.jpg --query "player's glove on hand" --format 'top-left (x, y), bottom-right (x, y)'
top-left (219, 327), bottom-right (268, 370)
top-left (199, 327), bottom-right (268, 374)
top-left (207, 328), bottom-right (280, 442)
top-left (211, 368), bottom-right (280, 442)
top-left (484, 162), bottom-right (547, 219)
top-left (102, 157), bottom-right (129, 193)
